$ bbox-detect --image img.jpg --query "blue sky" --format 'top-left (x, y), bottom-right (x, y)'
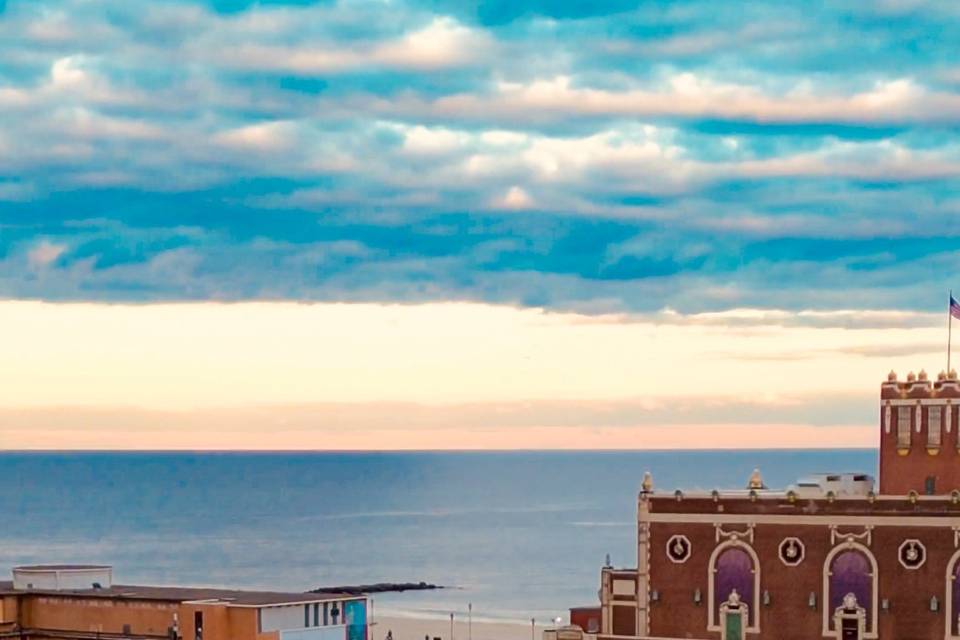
top-left (4, 1), bottom-right (960, 448)
top-left (2, 0), bottom-right (959, 314)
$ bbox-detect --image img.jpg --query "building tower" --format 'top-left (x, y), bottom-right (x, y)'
top-left (879, 368), bottom-right (960, 494)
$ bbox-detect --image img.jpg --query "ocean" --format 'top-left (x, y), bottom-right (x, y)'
top-left (1, 450), bottom-right (876, 623)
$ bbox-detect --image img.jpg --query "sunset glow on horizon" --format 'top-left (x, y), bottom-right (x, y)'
top-left (0, 300), bottom-right (947, 449)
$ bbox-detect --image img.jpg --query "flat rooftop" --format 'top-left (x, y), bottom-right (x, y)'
top-left (0, 581), bottom-right (361, 607)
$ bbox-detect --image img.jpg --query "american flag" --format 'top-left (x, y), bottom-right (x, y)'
top-left (951, 295), bottom-right (960, 321)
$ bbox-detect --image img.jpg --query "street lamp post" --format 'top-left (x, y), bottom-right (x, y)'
top-left (450, 613), bottom-right (454, 640)
top-left (468, 603), bottom-right (472, 640)
top-left (531, 618), bottom-right (535, 640)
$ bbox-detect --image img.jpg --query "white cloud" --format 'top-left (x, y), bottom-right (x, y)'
top-left (480, 130), bottom-right (529, 146)
top-left (522, 127), bottom-right (680, 180)
top-left (49, 56), bottom-right (89, 89)
top-left (25, 14), bottom-right (76, 43)
top-left (205, 16), bottom-right (491, 74)
top-left (27, 241), bottom-right (67, 269)
top-left (59, 108), bottom-right (166, 141)
top-left (492, 185), bottom-right (535, 210)
top-left (374, 17), bottom-right (491, 69)
top-left (427, 73), bottom-right (960, 126)
top-left (400, 124), bottom-right (469, 155)
top-left (212, 120), bottom-right (298, 152)
top-left (0, 87), bottom-right (31, 109)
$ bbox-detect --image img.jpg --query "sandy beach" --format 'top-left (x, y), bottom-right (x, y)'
top-left (375, 615), bottom-right (551, 640)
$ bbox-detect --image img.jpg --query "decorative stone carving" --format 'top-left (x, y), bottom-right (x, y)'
top-left (716, 524), bottom-right (755, 544)
top-left (719, 589), bottom-right (748, 640)
top-left (778, 537), bottom-right (805, 567)
top-left (832, 592), bottom-right (866, 640)
top-left (666, 534), bottom-right (691, 563)
top-left (641, 471), bottom-right (653, 493)
top-left (898, 539), bottom-right (926, 570)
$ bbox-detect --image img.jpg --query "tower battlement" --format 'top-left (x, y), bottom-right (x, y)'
top-left (881, 368), bottom-right (960, 399)
top-left (879, 369), bottom-right (960, 495)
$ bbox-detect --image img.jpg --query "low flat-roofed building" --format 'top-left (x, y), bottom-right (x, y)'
top-left (0, 564), bottom-right (369, 640)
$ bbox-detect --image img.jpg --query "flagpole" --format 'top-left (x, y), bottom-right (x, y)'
top-left (950, 290), bottom-right (953, 374)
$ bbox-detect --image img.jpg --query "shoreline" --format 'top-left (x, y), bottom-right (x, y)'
top-left (374, 615), bottom-right (552, 640)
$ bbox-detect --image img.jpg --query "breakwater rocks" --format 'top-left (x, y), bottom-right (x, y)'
top-left (310, 581), bottom-right (445, 596)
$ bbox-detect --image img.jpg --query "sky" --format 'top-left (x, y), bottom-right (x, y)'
top-left (1, 0), bottom-right (959, 449)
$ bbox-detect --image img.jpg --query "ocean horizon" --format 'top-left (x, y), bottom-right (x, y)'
top-left (5, 449), bottom-right (877, 623)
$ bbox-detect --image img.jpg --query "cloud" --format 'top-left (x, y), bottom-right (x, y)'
top-left (0, 414), bottom-right (875, 450)
top-left (0, 181), bottom-right (34, 201)
top-left (374, 17), bottom-right (492, 70)
top-left (49, 56), bottom-right (88, 88)
top-left (0, 392), bottom-right (877, 449)
top-left (0, 392), bottom-right (873, 431)
top-left (27, 241), bottom-right (67, 269)
top-left (583, 308), bottom-right (944, 330)
top-left (717, 342), bottom-right (945, 362)
top-left (0, 0), bottom-right (959, 314)
top-left (204, 16), bottom-right (492, 74)
top-left (0, 298), bottom-right (936, 447)
top-left (492, 185), bottom-right (534, 210)
top-left (418, 74), bottom-right (960, 128)
top-left (212, 120), bottom-right (297, 152)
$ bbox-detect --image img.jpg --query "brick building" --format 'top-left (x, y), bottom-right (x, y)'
top-left (0, 564), bottom-right (369, 640)
top-left (558, 369), bottom-right (960, 640)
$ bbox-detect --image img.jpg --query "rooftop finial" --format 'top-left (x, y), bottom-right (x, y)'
top-left (748, 468), bottom-right (764, 490)
top-left (919, 369), bottom-right (928, 381)
top-left (888, 370), bottom-right (897, 382)
top-left (641, 471), bottom-right (653, 493)
top-left (907, 371), bottom-right (916, 382)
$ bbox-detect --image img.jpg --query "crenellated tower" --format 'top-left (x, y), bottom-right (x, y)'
top-left (879, 368), bottom-right (960, 494)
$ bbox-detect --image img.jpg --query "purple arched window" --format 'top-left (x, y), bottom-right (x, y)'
top-left (829, 550), bottom-right (872, 631)
top-left (952, 562), bottom-right (960, 635)
top-left (714, 547), bottom-right (754, 626)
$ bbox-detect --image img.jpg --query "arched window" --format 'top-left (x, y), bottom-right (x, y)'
top-left (709, 543), bottom-right (759, 631)
top-left (823, 544), bottom-right (877, 638)
top-left (945, 550), bottom-right (960, 638)
top-left (952, 562), bottom-right (960, 637)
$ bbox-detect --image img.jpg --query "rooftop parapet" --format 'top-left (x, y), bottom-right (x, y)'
top-left (644, 489), bottom-right (960, 516)
top-left (881, 369), bottom-right (960, 399)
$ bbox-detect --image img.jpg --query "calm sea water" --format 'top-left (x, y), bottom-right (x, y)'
top-left (0, 450), bottom-right (876, 623)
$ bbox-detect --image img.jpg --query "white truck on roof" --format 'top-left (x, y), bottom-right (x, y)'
top-left (788, 472), bottom-right (874, 497)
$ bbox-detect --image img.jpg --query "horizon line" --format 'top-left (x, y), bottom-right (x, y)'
top-left (0, 447), bottom-right (878, 454)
